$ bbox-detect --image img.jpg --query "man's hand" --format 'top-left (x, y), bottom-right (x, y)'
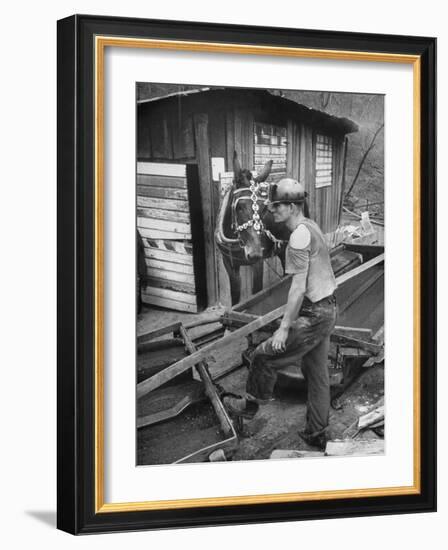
top-left (271, 326), bottom-right (289, 353)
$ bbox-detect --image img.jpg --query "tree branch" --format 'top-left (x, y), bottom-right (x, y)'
top-left (344, 123), bottom-right (384, 200)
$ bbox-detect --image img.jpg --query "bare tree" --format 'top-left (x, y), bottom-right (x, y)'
top-left (344, 123), bottom-right (384, 200)
top-left (320, 92), bottom-right (332, 110)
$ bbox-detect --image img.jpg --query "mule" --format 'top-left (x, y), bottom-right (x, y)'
top-left (215, 152), bottom-right (291, 305)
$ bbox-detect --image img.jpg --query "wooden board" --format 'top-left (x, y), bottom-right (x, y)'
top-left (137, 217), bottom-right (191, 234)
top-left (137, 195), bottom-right (189, 212)
top-left (139, 227), bottom-right (191, 241)
top-left (137, 207), bottom-right (190, 223)
top-left (137, 185), bottom-right (188, 200)
top-left (142, 294), bottom-right (198, 313)
top-left (137, 161), bottom-right (187, 177)
top-left (325, 439), bottom-right (384, 456)
top-left (144, 247), bottom-right (193, 265)
top-left (137, 381), bottom-right (205, 429)
top-left (146, 267), bottom-right (195, 285)
top-left (143, 286), bottom-right (197, 305)
top-left (145, 276), bottom-right (196, 294)
top-left (137, 174), bottom-right (187, 189)
top-left (145, 258), bottom-right (194, 275)
top-left (142, 238), bottom-right (192, 254)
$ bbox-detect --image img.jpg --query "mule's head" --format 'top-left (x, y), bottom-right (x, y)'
top-left (232, 151), bottom-right (274, 263)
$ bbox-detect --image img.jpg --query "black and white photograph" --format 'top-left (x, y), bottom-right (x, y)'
top-left (136, 83), bottom-right (385, 466)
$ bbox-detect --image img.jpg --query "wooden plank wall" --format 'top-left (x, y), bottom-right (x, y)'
top-left (318, 135), bottom-right (344, 234)
top-left (137, 105), bottom-right (195, 161)
top-left (287, 120), bottom-right (301, 180)
top-left (137, 162), bottom-right (200, 313)
top-left (307, 131), bottom-right (345, 234)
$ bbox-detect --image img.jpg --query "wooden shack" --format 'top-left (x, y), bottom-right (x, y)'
top-left (137, 87), bottom-right (358, 310)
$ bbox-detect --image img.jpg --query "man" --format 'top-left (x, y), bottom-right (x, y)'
top-left (224, 178), bottom-right (338, 449)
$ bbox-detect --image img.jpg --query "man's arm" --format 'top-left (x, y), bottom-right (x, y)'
top-left (281, 272), bottom-right (307, 329)
top-left (271, 223), bottom-right (310, 352)
top-left (271, 272), bottom-right (307, 352)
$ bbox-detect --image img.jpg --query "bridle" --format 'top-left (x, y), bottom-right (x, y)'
top-left (230, 178), bottom-right (284, 252)
top-left (231, 180), bottom-right (270, 234)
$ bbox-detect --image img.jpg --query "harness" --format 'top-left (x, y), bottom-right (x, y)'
top-left (231, 180), bottom-right (270, 234)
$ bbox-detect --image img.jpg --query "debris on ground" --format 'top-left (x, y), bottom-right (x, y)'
top-left (209, 449), bottom-right (227, 462)
top-left (270, 449), bottom-right (325, 460)
top-left (343, 396), bottom-right (384, 439)
top-left (325, 439), bottom-right (384, 456)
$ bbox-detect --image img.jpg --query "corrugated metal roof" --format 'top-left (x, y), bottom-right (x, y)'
top-left (137, 87), bottom-right (223, 104)
top-left (137, 87), bottom-right (358, 134)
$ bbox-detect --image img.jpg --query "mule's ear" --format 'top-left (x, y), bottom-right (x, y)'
top-left (233, 150), bottom-right (242, 177)
top-left (255, 159), bottom-right (273, 183)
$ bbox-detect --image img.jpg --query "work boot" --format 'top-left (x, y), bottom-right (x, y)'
top-left (298, 428), bottom-right (327, 451)
top-left (222, 393), bottom-right (259, 420)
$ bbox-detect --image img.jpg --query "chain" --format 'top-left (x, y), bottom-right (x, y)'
top-left (234, 181), bottom-right (269, 234)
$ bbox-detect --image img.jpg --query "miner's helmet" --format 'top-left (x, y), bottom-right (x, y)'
top-left (266, 178), bottom-right (307, 207)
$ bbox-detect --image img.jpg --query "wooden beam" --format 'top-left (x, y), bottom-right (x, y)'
top-left (194, 113), bottom-right (217, 306)
top-left (179, 326), bottom-right (233, 438)
top-left (338, 268), bottom-right (383, 315)
top-left (221, 310), bottom-right (258, 327)
top-left (333, 326), bottom-right (373, 340)
top-left (137, 321), bottom-right (182, 344)
top-left (137, 383), bottom-right (204, 429)
top-left (336, 253), bottom-right (384, 286)
top-left (233, 275), bottom-right (292, 312)
top-left (136, 304), bottom-right (286, 398)
top-left (142, 294), bottom-right (198, 313)
top-left (137, 312), bottom-right (224, 345)
top-left (331, 333), bottom-right (382, 354)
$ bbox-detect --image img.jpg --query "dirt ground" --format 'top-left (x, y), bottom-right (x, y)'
top-left (137, 306), bottom-right (384, 465)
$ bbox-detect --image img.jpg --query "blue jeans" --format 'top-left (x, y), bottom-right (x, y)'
top-left (246, 295), bottom-right (337, 434)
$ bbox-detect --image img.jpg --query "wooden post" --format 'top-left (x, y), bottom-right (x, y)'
top-left (194, 113), bottom-right (217, 306)
top-left (179, 326), bottom-right (233, 438)
top-left (338, 137), bottom-right (348, 225)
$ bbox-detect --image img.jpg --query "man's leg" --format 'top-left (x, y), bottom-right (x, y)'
top-left (301, 334), bottom-right (331, 435)
top-left (246, 317), bottom-right (325, 400)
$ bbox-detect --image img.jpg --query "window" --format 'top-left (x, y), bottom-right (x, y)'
top-left (315, 134), bottom-right (333, 188)
top-left (254, 123), bottom-right (287, 181)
